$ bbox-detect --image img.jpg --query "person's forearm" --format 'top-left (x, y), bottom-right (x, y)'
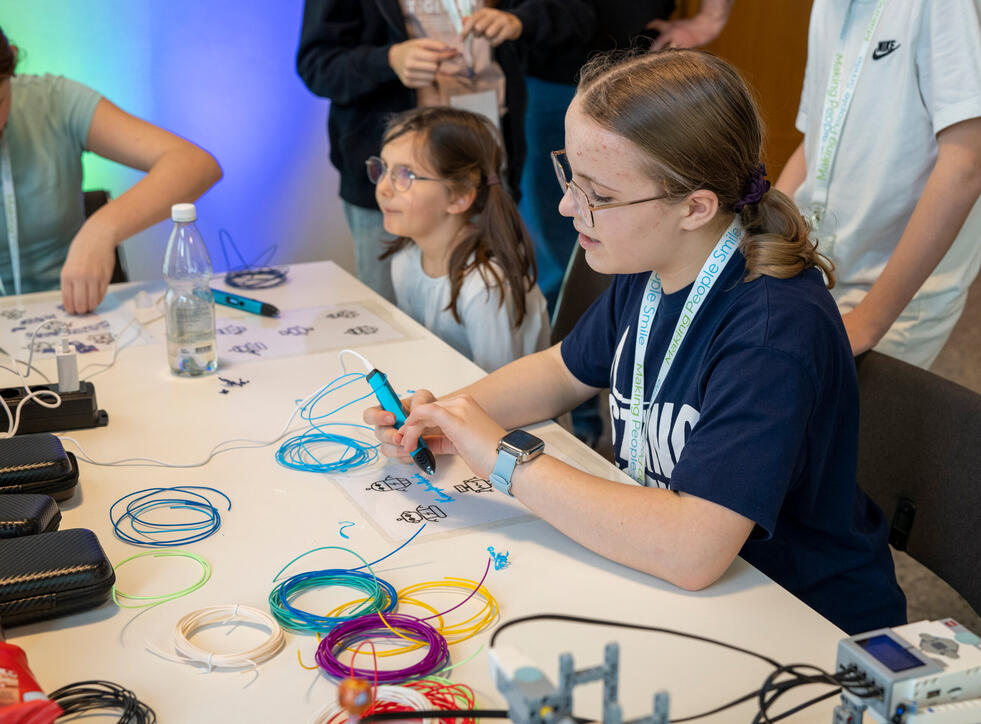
top-left (850, 121), bottom-right (981, 341)
top-left (451, 344), bottom-right (596, 429)
top-left (84, 147), bottom-right (222, 248)
top-left (775, 141), bottom-right (806, 197)
top-left (510, 454), bottom-right (752, 590)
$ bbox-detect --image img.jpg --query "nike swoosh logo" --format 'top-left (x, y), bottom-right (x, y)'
top-left (872, 44), bottom-right (899, 60)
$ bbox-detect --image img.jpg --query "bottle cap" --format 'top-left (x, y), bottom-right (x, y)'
top-left (171, 203), bottom-right (197, 222)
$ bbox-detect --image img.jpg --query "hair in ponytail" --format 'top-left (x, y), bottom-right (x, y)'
top-left (379, 106), bottom-right (538, 325)
top-left (577, 49), bottom-right (835, 288)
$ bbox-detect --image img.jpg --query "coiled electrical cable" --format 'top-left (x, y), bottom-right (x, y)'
top-left (326, 558), bottom-right (498, 655)
top-left (149, 604), bottom-right (285, 673)
top-left (109, 485), bottom-right (231, 547)
top-left (219, 228), bottom-right (288, 289)
top-left (48, 680), bottom-right (156, 723)
top-left (275, 371), bottom-right (379, 474)
top-left (112, 550), bottom-right (212, 609)
top-left (316, 612), bottom-right (450, 683)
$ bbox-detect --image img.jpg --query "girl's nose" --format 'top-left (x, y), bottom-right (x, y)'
top-left (557, 184), bottom-right (577, 218)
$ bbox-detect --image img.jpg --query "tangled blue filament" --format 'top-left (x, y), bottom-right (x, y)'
top-left (109, 485), bottom-right (232, 547)
top-left (275, 372), bottom-right (379, 473)
top-left (267, 525), bottom-right (426, 634)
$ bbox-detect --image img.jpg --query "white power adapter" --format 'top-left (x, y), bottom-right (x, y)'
top-left (56, 336), bottom-right (80, 393)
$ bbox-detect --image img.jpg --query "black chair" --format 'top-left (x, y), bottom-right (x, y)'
top-left (855, 350), bottom-right (981, 615)
top-left (82, 189), bottom-right (127, 284)
top-left (550, 244), bottom-right (613, 344)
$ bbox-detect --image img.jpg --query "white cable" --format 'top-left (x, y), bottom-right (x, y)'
top-left (0, 319), bottom-right (65, 438)
top-left (312, 684), bottom-right (433, 724)
top-left (146, 604), bottom-right (285, 675)
top-left (340, 348), bottom-right (374, 374)
top-left (60, 349), bottom-right (378, 468)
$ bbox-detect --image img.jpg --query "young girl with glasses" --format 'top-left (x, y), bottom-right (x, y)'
top-left (366, 51), bottom-right (906, 635)
top-left (368, 106), bottom-right (550, 373)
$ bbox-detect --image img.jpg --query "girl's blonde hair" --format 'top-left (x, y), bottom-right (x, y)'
top-left (577, 49), bottom-right (834, 287)
top-left (379, 107), bottom-right (538, 325)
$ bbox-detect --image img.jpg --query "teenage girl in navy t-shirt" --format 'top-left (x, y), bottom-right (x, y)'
top-left (365, 49), bottom-right (906, 635)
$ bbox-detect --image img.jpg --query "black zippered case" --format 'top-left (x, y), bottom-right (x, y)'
top-left (0, 494), bottom-right (61, 538)
top-left (0, 528), bottom-right (115, 628)
top-left (0, 433), bottom-right (79, 501)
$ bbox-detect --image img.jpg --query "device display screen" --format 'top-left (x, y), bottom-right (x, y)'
top-left (856, 635), bottom-right (925, 672)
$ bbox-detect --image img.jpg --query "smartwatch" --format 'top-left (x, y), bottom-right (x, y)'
top-left (490, 429), bottom-right (545, 496)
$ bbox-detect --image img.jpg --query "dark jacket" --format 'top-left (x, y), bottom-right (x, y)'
top-left (527, 1), bottom-right (676, 86)
top-left (297, 0), bottom-right (595, 208)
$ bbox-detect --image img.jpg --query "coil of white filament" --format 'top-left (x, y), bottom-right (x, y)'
top-left (312, 685), bottom-right (434, 724)
top-left (151, 604), bottom-right (285, 674)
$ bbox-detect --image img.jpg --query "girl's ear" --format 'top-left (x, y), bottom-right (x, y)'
top-left (446, 186), bottom-right (478, 216)
top-left (679, 188), bottom-right (720, 232)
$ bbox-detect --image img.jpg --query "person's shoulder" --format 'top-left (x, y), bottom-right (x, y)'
top-left (724, 268), bottom-right (848, 374)
top-left (14, 73), bottom-right (97, 98)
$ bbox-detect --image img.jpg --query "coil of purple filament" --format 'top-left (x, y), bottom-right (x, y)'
top-left (315, 612), bottom-right (450, 683)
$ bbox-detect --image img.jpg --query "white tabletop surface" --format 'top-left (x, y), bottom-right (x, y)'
top-left (2, 261), bottom-right (846, 723)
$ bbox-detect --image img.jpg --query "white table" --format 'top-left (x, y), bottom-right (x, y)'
top-left (4, 261), bottom-right (845, 723)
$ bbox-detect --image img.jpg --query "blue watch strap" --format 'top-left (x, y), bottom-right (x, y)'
top-left (490, 449), bottom-right (519, 496)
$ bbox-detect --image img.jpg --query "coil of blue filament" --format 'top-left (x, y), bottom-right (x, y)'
top-left (109, 486), bottom-right (232, 548)
top-left (275, 372), bottom-right (379, 474)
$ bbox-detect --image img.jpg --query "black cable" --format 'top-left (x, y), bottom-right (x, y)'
top-left (48, 680), bottom-right (156, 723)
top-left (490, 613), bottom-right (782, 668)
top-left (361, 709), bottom-right (509, 722)
top-left (490, 614), bottom-right (880, 724)
top-left (769, 688), bottom-right (841, 722)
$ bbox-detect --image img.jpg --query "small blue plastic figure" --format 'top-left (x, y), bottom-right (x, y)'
top-left (487, 546), bottom-right (510, 570)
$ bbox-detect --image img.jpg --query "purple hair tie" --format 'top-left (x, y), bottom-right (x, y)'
top-left (734, 163), bottom-right (770, 211)
top-left (486, 173), bottom-right (500, 187)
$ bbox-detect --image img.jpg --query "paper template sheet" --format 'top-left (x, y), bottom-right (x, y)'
top-left (335, 436), bottom-right (584, 541)
top-left (216, 303), bottom-right (406, 363)
top-left (0, 292), bottom-right (144, 359)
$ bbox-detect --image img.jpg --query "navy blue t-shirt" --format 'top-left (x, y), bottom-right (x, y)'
top-left (561, 253), bottom-right (906, 634)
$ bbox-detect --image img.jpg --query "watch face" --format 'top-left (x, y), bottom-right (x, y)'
top-left (502, 429), bottom-right (544, 454)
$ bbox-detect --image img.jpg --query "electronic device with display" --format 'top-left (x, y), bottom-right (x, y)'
top-left (833, 619), bottom-right (981, 723)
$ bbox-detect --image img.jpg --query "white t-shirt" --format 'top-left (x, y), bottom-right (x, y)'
top-left (391, 244), bottom-right (551, 372)
top-left (795, 0), bottom-right (981, 366)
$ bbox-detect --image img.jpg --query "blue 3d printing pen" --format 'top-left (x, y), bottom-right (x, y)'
top-left (366, 368), bottom-right (437, 476)
top-left (211, 288), bottom-right (280, 318)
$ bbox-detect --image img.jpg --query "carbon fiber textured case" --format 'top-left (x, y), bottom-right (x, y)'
top-left (0, 528), bottom-right (115, 628)
top-left (0, 494), bottom-right (61, 538)
top-left (0, 433), bottom-right (72, 483)
top-left (0, 433), bottom-right (79, 501)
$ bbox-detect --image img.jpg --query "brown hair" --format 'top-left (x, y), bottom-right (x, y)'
top-left (378, 106), bottom-right (538, 326)
top-left (0, 27), bottom-right (17, 80)
top-left (577, 49), bottom-right (834, 287)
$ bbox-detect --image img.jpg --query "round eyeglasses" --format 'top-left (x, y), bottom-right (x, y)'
top-left (366, 156), bottom-right (441, 192)
top-left (551, 150), bottom-right (668, 228)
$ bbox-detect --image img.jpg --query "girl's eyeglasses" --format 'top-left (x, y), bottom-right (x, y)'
top-left (551, 150), bottom-right (668, 228)
top-left (366, 156), bottom-right (441, 192)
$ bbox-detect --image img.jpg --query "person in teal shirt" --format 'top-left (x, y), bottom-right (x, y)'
top-left (0, 27), bottom-right (222, 314)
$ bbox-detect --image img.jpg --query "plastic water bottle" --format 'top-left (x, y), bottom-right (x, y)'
top-left (163, 203), bottom-right (217, 376)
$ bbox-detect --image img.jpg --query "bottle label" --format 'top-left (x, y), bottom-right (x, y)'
top-left (179, 343), bottom-right (214, 356)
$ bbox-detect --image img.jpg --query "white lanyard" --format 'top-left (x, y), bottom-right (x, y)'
top-left (626, 218), bottom-right (744, 485)
top-left (810, 0), bottom-right (888, 227)
top-left (0, 136), bottom-right (19, 297)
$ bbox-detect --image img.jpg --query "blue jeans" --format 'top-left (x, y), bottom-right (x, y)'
top-left (342, 201), bottom-right (397, 303)
top-left (518, 76), bottom-right (578, 313)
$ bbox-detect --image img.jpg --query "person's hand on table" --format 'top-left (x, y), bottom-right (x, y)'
top-left (388, 39), bottom-right (459, 89)
top-left (365, 390), bottom-right (507, 478)
top-left (60, 222), bottom-right (116, 314)
top-left (460, 9), bottom-right (523, 47)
